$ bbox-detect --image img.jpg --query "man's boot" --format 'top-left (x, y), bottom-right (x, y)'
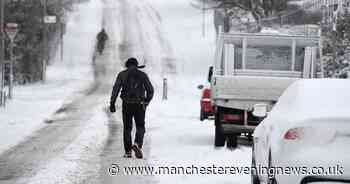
top-left (132, 144), bottom-right (143, 159)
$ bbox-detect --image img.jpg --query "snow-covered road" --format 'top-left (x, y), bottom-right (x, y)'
top-left (101, 0), bottom-right (252, 183)
top-left (0, 1), bottom-right (111, 183)
top-left (0, 0), bottom-right (252, 183)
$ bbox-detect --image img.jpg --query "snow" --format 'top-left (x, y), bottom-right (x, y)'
top-left (143, 0), bottom-right (216, 76)
top-left (260, 27), bottom-right (282, 34)
top-left (260, 24), bottom-right (320, 37)
top-left (288, 0), bottom-right (307, 6)
top-left (21, 1), bottom-right (108, 183)
top-left (147, 76), bottom-right (251, 184)
top-left (0, 0), bottom-right (102, 157)
top-left (130, 0), bottom-right (252, 183)
top-left (269, 79), bottom-right (350, 123)
top-left (24, 105), bottom-right (108, 184)
top-left (255, 79), bottom-right (350, 140)
top-left (255, 78), bottom-right (350, 146)
top-left (98, 0), bottom-right (252, 183)
top-left (1, 0), bottom-right (254, 183)
top-left (254, 78), bottom-right (350, 184)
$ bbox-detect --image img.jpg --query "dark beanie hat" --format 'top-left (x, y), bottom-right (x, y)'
top-left (125, 58), bottom-right (138, 68)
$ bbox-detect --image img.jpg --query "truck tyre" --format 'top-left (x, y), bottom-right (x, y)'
top-left (268, 150), bottom-right (277, 184)
top-left (248, 133), bottom-right (253, 142)
top-left (214, 110), bottom-right (225, 147)
top-left (215, 126), bottom-right (225, 147)
top-left (251, 142), bottom-right (260, 184)
top-left (226, 135), bottom-right (238, 149)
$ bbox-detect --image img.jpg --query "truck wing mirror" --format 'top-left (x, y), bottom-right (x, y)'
top-left (208, 66), bottom-right (213, 83)
top-left (252, 104), bottom-right (268, 118)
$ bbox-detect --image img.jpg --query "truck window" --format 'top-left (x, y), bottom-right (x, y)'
top-left (224, 36), bottom-right (320, 73)
top-left (246, 44), bottom-right (292, 71)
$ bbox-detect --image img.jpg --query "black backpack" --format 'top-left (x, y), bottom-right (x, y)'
top-left (123, 69), bottom-right (145, 102)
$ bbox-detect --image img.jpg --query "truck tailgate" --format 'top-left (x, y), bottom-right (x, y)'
top-left (212, 76), bottom-right (298, 102)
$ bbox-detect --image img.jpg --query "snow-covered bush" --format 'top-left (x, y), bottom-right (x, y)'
top-left (323, 13), bottom-right (350, 78)
top-left (324, 54), bottom-right (350, 78)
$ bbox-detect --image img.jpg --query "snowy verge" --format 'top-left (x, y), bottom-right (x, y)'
top-left (24, 105), bottom-right (108, 184)
top-left (0, 0), bottom-right (103, 155)
top-left (0, 54), bottom-right (93, 156)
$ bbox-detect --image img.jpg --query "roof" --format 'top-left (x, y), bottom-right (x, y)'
top-left (269, 79), bottom-right (350, 123)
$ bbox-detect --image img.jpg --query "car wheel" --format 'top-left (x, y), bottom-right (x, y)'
top-left (214, 125), bottom-right (225, 147)
top-left (251, 142), bottom-right (260, 184)
top-left (268, 150), bottom-right (277, 184)
top-left (200, 110), bottom-right (205, 121)
top-left (226, 135), bottom-right (238, 149)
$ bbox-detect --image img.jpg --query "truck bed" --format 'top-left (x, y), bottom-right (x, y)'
top-left (211, 75), bottom-right (298, 110)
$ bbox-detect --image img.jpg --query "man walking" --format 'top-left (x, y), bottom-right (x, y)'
top-left (96, 28), bottom-right (108, 55)
top-left (109, 58), bottom-right (154, 159)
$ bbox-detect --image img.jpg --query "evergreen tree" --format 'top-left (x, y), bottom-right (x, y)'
top-left (324, 13), bottom-right (350, 78)
top-left (4, 0), bottom-right (74, 83)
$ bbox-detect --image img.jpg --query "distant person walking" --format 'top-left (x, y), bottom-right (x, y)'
top-left (97, 28), bottom-right (108, 55)
top-left (109, 58), bottom-right (154, 159)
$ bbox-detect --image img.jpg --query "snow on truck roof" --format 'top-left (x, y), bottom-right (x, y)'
top-left (221, 32), bottom-right (320, 39)
top-left (220, 32), bottom-right (320, 47)
top-left (270, 79), bottom-right (350, 122)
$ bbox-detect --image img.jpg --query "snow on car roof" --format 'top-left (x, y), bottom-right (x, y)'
top-left (270, 79), bottom-right (350, 123)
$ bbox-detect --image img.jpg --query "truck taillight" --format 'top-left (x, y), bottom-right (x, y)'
top-left (202, 89), bottom-right (211, 99)
top-left (223, 114), bottom-right (243, 122)
top-left (284, 127), bottom-right (304, 140)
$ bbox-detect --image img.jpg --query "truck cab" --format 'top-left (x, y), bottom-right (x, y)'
top-left (211, 32), bottom-right (323, 148)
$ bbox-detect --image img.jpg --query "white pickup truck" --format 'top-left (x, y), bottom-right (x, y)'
top-left (210, 32), bottom-right (323, 148)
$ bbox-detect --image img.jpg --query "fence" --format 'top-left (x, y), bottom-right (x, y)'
top-left (260, 0), bottom-right (350, 27)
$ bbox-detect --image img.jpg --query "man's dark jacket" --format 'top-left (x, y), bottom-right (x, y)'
top-left (110, 67), bottom-right (154, 106)
top-left (97, 31), bottom-right (108, 42)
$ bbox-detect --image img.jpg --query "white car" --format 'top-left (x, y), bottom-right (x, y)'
top-left (252, 79), bottom-right (350, 184)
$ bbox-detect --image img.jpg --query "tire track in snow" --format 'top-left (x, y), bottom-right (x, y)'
top-left (118, 0), bottom-right (176, 74)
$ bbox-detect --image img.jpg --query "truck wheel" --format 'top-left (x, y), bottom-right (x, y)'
top-left (251, 142), bottom-right (260, 184)
top-left (226, 135), bottom-right (237, 149)
top-left (268, 150), bottom-right (277, 184)
top-left (247, 133), bottom-right (253, 142)
top-left (215, 125), bottom-right (225, 147)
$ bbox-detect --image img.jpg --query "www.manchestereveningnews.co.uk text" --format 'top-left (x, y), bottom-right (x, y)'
top-left (108, 164), bottom-right (344, 176)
